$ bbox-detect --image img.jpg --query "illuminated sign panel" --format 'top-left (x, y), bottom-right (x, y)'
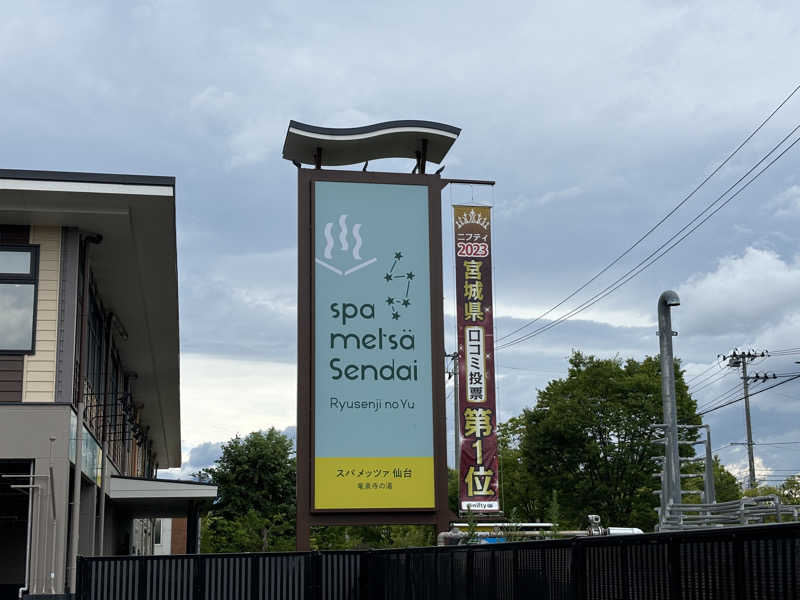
top-left (313, 181), bottom-right (434, 510)
top-left (454, 205), bottom-right (500, 512)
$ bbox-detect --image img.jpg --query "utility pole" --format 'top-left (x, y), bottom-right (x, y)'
top-left (722, 349), bottom-right (767, 490)
top-left (701, 424), bottom-right (716, 505)
top-left (451, 352), bottom-right (460, 482)
top-left (741, 357), bottom-right (756, 490)
top-left (657, 291), bottom-right (682, 510)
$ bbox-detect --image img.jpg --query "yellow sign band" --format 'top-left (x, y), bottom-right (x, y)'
top-left (314, 457), bottom-right (434, 509)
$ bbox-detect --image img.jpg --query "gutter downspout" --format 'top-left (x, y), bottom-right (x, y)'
top-left (48, 437), bottom-right (57, 595)
top-left (68, 233), bottom-right (102, 594)
top-left (96, 311), bottom-right (117, 556)
top-left (18, 461), bottom-right (34, 599)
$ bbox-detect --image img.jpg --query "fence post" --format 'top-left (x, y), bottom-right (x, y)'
top-left (82, 557), bottom-right (93, 600)
top-left (733, 533), bottom-right (746, 600)
top-left (667, 535), bottom-right (681, 600)
top-left (570, 539), bottom-right (586, 600)
top-left (512, 546), bottom-right (519, 600)
top-left (450, 549), bottom-right (455, 600)
top-left (466, 548), bottom-right (474, 600)
top-left (404, 549), bottom-right (411, 599)
top-left (304, 551), bottom-right (322, 600)
top-left (137, 558), bottom-right (148, 600)
top-left (250, 554), bottom-right (259, 600)
top-left (620, 539), bottom-right (630, 600)
top-left (432, 548), bottom-right (438, 600)
top-left (489, 548), bottom-right (497, 595)
top-left (193, 555), bottom-right (205, 600)
top-left (75, 556), bottom-right (84, 600)
top-left (358, 550), bottom-right (372, 600)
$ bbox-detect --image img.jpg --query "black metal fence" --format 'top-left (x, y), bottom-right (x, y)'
top-left (76, 522), bottom-right (800, 600)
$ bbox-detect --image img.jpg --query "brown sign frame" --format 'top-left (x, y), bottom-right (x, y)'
top-left (295, 167), bottom-right (450, 550)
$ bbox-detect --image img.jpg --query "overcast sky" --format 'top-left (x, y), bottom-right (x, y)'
top-left (3, 1), bottom-right (800, 487)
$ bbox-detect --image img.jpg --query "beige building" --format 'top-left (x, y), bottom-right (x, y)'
top-left (0, 169), bottom-right (216, 599)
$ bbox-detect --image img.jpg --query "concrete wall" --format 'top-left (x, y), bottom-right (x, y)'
top-left (22, 225), bottom-right (61, 403)
top-left (79, 480), bottom-right (96, 556)
top-left (99, 499), bottom-right (130, 557)
top-left (0, 404), bottom-right (71, 595)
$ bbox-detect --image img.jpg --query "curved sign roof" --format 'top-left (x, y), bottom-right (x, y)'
top-left (282, 120), bottom-right (461, 166)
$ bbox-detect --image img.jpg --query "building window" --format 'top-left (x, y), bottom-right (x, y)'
top-left (153, 519), bottom-right (162, 546)
top-left (0, 246), bottom-right (39, 354)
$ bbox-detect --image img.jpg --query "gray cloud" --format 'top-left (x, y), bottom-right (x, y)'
top-left (158, 441), bottom-right (222, 480)
top-left (5, 1), bottom-right (800, 482)
top-left (770, 185), bottom-right (800, 217)
top-left (187, 442), bottom-right (224, 472)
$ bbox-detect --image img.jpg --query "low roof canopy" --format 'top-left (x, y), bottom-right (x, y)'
top-left (0, 169), bottom-right (181, 467)
top-left (110, 476), bottom-right (217, 518)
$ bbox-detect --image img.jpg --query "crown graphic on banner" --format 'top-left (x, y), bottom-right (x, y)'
top-left (455, 208), bottom-right (490, 230)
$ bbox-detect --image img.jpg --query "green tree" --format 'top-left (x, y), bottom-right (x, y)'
top-left (682, 456), bottom-right (741, 503)
top-left (546, 490), bottom-right (561, 536)
top-left (497, 416), bottom-right (538, 520)
top-left (311, 525), bottom-right (434, 550)
top-left (519, 351), bottom-right (700, 532)
top-left (201, 428), bottom-right (296, 552)
top-left (712, 457), bottom-right (743, 502)
top-left (447, 467), bottom-right (459, 515)
top-left (201, 510), bottom-right (294, 553)
top-left (781, 476), bottom-right (800, 504)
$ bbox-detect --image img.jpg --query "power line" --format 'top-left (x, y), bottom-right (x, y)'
top-left (754, 467), bottom-right (800, 472)
top-left (686, 361), bottom-right (724, 385)
top-left (498, 129), bottom-right (800, 350)
top-left (712, 443), bottom-right (738, 453)
top-left (754, 441), bottom-right (800, 446)
top-left (689, 364), bottom-right (732, 389)
top-left (686, 361), bottom-right (725, 386)
top-left (696, 379), bottom-right (743, 408)
top-left (766, 346), bottom-right (800, 356)
top-left (497, 127), bottom-right (800, 351)
top-left (751, 442), bottom-right (800, 449)
top-left (495, 365), bottom-right (566, 375)
top-left (753, 372), bottom-right (800, 378)
top-left (696, 381), bottom-right (745, 413)
top-left (690, 369), bottom-right (735, 395)
top-left (698, 374), bottom-right (800, 416)
top-left (698, 391), bottom-right (745, 415)
top-left (495, 83), bottom-right (800, 344)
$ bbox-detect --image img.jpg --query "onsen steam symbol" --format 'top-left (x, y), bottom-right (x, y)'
top-left (315, 214), bottom-right (377, 276)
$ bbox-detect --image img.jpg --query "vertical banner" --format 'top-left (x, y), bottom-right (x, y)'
top-left (314, 181), bottom-right (435, 510)
top-left (454, 205), bottom-right (500, 512)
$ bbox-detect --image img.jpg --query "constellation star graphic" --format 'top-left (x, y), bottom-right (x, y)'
top-left (384, 249), bottom-right (415, 319)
